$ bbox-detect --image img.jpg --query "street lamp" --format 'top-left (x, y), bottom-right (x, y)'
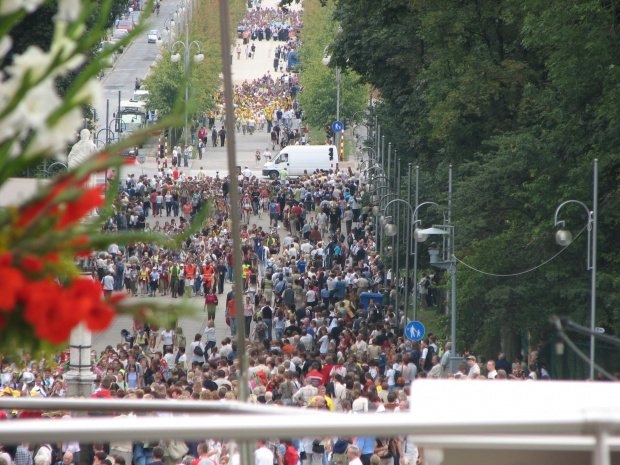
top-left (171, 0), bottom-right (204, 151)
top-left (384, 199), bottom-right (415, 328)
top-left (358, 146), bottom-right (377, 169)
top-left (414, 221), bottom-right (460, 372)
top-left (321, 45), bottom-right (340, 123)
top-left (553, 159), bottom-right (598, 379)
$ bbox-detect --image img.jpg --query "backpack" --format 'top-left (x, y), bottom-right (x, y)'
top-left (423, 346), bottom-right (435, 371)
top-left (193, 344), bottom-right (204, 357)
top-left (331, 454), bottom-right (348, 465)
top-left (256, 321), bottom-right (267, 338)
top-left (393, 365), bottom-right (402, 380)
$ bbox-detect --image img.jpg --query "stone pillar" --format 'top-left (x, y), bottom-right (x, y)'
top-left (64, 323), bottom-right (96, 398)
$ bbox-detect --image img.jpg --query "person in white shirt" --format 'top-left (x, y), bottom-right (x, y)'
top-left (486, 359), bottom-right (498, 379)
top-left (318, 329), bottom-right (329, 355)
top-left (254, 440), bottom-right (274, 465)
top-left (241, 166), bottom-right (253, 178)
top-left (400, 435), bottom-right (420, 465)
top-left (467, 355), bottom-right (480, 379)
top-left (347, 446), bottom-right (363, 465)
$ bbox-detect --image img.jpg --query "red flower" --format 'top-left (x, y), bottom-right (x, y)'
top-left (0, 253), bottom-right (12, 267)
top-left (56, 186), bottom-right (104, 229)
top-left (84, 301), bottom-right (115, 331)
top-left (0, 266), bottom-right (26, 312)
top-left (21, 280), bottom-right (84, 345)
top-left (20, 256), bottom-right (44, 273)
top-left (64, 278), bottom-right (102, 323)
top-left (21, 280), bottom-right (63, 325)
top-left (43, 253), bottom-right (59, 263)
top-left (15, 177), bottom-right (73, 228)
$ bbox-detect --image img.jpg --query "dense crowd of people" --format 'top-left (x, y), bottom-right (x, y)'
top-left (0, 161), bottom-right (551, 465)
top-left (0, 3), bottom-right (555, 465)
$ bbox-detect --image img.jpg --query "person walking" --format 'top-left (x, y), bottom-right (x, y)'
top-left (219, 126), bottom-right (226, 147)
top-left (203, 287), bottom-right (218, 320)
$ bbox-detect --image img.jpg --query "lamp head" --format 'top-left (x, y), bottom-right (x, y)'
top-left (556, 229), bottom-right (573, 246)
top-left (322, 56), bottom-right (331, 66)
top-left (372, 205), bottom-right (380, 216)
top-left (384, 223), bottom-right (398, 237)
top-left (193, 53), bottom-right (204, 63)
top-left (171, 52), bottom-right (181, 63)
top-left (413, 228), bottom-right (428, 242)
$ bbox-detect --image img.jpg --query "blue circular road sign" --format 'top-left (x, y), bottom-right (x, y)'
top-left (405, 321), bottom-right (425, 341)
top-left (332, 121), bottom-right (344, 132)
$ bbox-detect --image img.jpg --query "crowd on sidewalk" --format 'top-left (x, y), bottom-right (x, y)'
top-left (0, 162), bottom-right (551, 465)
top-left (0, 3), bottom-right (553, 465)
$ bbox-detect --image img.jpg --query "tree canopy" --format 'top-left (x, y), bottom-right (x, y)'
top-left (331, 0), bottom-right (620, 374)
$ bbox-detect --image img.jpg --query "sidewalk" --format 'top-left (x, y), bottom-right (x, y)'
top-left (95, 0), bottom-right (302, 353)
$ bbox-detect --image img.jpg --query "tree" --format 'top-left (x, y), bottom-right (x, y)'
top-left (331, 0), bottom-right (620, 374)
top-left (298, 0), bottom-right (367, 130)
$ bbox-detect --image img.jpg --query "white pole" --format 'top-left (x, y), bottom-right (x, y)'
top-left (590, 159), bottom-right (598, 379)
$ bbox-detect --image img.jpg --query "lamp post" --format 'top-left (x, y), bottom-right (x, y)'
top-left (553, 159), bottom-right (598, 379)
top-left (171, 33), bottom-right (204, 148)
top-left (414, 221), bottom-right (460, 371)
top-left (163, 19), bottom-right (175, 49)
top-left (385, 200), bottom-right (440, 324)
top-left (384, 198), bottom-right (415, 330)
top-left (359, 147), bottom-right (378, 172)
top-left (321, 46), bottom-right (341, 123)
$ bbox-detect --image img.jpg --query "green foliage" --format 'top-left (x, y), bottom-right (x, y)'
top-left (298, 0), bottom-right (367, 129)
top-left (332, 0), bottom-right (620, 375)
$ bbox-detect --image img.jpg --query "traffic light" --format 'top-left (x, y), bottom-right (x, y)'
top-left (344, 118), bottom-right (350, 130)
top-left (329, 147), bottom-right (334, 161)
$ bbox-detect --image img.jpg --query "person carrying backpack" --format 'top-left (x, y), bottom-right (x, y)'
top-left (420, 340), bottom-right (435, 373)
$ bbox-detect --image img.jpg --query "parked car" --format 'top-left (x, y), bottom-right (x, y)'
top-left (97, 41), bottom-right (117, 66)
top-left (120, 146), bottom-right (139, 159)
top-left (112, 29), bottom-right (129, 41)
top-left (147, 30), bottom-right (160, 44)
top-left (129, 11), bottom-right (141, 25)
top-left (116, 19), bottom-right (135, 31)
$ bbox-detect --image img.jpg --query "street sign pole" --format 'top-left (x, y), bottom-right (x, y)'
top-left (405, 321), bottom-right (425, 342)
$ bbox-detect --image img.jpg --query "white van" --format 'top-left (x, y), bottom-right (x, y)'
top-left (262, 145), bottom-right (338, 179)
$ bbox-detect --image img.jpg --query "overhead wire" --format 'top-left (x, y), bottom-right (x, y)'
top-left (453, 225), bottom-right (587, 277)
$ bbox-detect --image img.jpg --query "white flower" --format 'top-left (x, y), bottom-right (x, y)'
top-left (0, 75), bottom-right (26, 143)
top-left (49, 32), bottom-right (85, 73)
top-left (6, 45), bottom-right (53, 82)
top-left (0, 36), bottom-right (12, 60)
top-left (18, 78), bottom-right (61, 128)
top-left (0, 0), bottom-right (43, 15)
top-left (26, 107), bottom-right (82, 159)
top-left (55, 0), bottom-right (81, 23)
top-left (73, 78), bottom-right (102, 108)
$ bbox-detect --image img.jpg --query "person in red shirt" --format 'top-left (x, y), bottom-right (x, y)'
top-left (305, 362), bottom-right (323, 387)
top-left (92, 376), bottom-right (114, 399)
top-left (320, 354), bottom-right (336, 386)
top-left (227, 298), bottom-right (237, 337)
top-left (283, 441), bottom-right (298, 465)
top-left (281, 339), bottom-right (295, 354)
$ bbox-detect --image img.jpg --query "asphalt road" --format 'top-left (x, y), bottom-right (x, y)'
top-left (92, 0), bottom-right (305, 354)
